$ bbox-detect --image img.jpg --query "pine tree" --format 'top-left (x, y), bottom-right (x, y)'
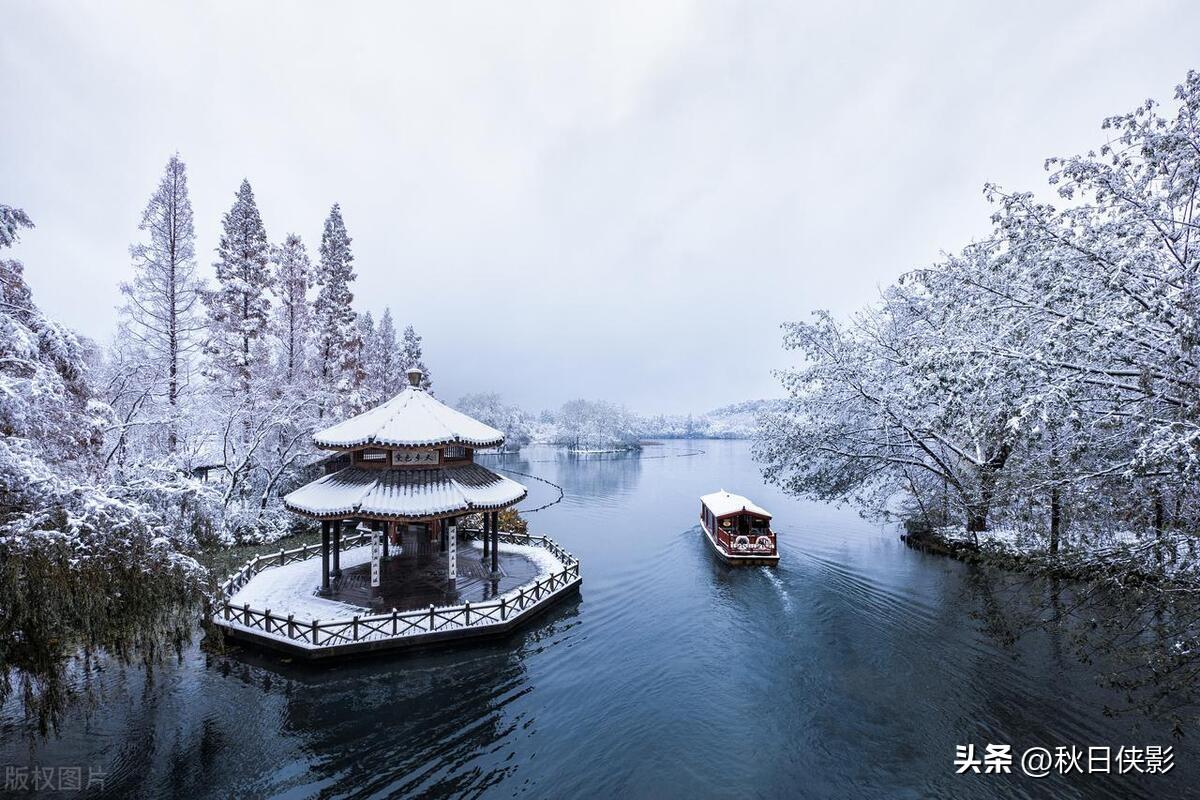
top-left (376, 307), bottom-right (402, 399)
top-left (311, 203), bottom-right (360, 416)
top-left (204, 179), bottom-right (272, 396)
top-left (355, 310), bottom-right (377, 407)
top-left (271, 233), bottom-right (312, 386)
top-left (399, 324), bottom-right (432, 390)
top-left (120, 154), bottom-right (204, 453)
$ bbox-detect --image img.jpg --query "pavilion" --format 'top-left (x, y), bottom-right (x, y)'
top-left (283, 368), bottom-right (527, 603)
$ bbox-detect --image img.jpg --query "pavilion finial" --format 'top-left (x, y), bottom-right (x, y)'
top-left (406, 367), bottom-right (424, 388)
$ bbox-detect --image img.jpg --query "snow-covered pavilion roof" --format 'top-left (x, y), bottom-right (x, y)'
top-left (284, 464), bottom-right (527, 519)
top-left (313, 386), bottom-right (505, 449)
top-left (700, 490), bottom-right (771, 518)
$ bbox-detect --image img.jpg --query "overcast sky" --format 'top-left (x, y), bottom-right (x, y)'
top-left (3, 2), bottom-right (1198, 414)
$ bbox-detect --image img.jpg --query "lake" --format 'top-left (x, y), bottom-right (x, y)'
top-left (0, 440), bottom-right (1192, 798)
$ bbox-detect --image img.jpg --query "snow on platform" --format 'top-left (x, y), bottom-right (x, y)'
top-left (228, 545), bottom-right (374, 620)
top-left (226, 539), bottom-right (566, 625)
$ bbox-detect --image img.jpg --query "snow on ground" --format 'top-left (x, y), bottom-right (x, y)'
top-left (940, 524), bottom-right (1144, 554)
top-left (937, 525), bottom-right (1199, 579)
top-left (466, 538), bottom-right (566, 579)
top-left (228, 545), bottom-right (373, 620)
top-left (226, 539), bottom-right (567, 625)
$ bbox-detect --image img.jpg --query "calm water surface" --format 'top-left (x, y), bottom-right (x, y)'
top-left (1, 440), bottom-right (1193, 798)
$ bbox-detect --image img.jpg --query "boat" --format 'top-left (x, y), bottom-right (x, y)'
top-left (699, 490), bottom-right (779, 565)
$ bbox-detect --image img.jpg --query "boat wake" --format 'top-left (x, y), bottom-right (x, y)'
top-left (761, 566), bottom-right (793, 614)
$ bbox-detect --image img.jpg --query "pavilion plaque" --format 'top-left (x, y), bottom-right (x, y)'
top-left (448, 524), bottom-right (457, 579)
top-left (392, 448), bottom-right (439, 466)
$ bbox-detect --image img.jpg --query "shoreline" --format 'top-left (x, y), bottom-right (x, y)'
top-left (899, 525), bottom-right (1200, 590)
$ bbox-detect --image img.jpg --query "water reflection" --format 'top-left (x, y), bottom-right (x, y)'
top-left (494, 445), bottom-right (644, 514)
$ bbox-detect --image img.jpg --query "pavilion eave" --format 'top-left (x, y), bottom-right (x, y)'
top-left (313, 433), bottom-right (505, 452)
top-left (283, 493), bottom-right (528, 523)
top-left (283, 463), bottom-right (528, 522)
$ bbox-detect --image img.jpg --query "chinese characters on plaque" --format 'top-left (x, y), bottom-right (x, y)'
top-left (448, 524), bottom-right (457, 579)
top-left (370, 531), bottom-right (382, 587)
top-left (392, 449), bottom-right (440, 466)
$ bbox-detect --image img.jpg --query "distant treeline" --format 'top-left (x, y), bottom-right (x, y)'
top-left (454, 397), bottom-right (783, 450)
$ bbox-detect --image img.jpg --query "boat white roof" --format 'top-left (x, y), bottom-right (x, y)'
top-left (285, 464), bottom-right (527, 519)
top-left (700, 490), bottom-right (771, 518)
top-left (313, 386), bottom-right (505, 449)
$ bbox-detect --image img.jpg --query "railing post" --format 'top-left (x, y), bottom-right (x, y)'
top-left (500, 597), bottom-right (507, 621)
top-left (243, 603), bottom-right (250, 625)
top-left (518, 587), bottom-right (524, 608)
top-left (392, 610), bottom-right (398, 636)
top-left (264, 609), bottom-right (271, 632)
top-left (287, 614), bottom-right (295, 639)
top-left (223, 602), bottom-right (231, 621)
top-left (353, 616), bottom-right (359, 641)
top-left (279, 549), bottom-right (285, 566)
top-left (429, 604), bottom-right (436, 632)
top-left (312, 619), bottom-right (319, 645)
top-left (465, 602), bottom-right (471, 626)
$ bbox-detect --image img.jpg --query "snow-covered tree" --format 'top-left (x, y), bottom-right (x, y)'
top-left (756, 248), bottom-right (1049, 538)
top-left (311, 203), bottom-right (363, 416)
top-left (352, 310), bottom-right (377, 411)
top-left (374, 307), bottom-right (403, 400)
top-left (357, 309), bottom-right (376, 365)
top-left (118, 154), bottom-right (204, 454)
top-left (0, 206), bottom-right (96, 456)
top-left (760, 69), bottom-right (1200, 551)
top-left (554, 399), bottom-right (641, 451)
top-left (0, 203), bottom-right (206, 732)
top-left (455, 393), bottom-right (532, 450)
top-left (399, 324), bottom-right (432, 391)
top-left (203, 179), bottom-right (272, 397)
top-left (271, 233), bottom-right (312, 386)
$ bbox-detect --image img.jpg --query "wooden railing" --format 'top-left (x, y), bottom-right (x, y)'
top-left (716, 529), bottom-right (775, 552)
top-left (220, 530), bottom-right (373, 596)
top-left (214, 529), bottom-right (580, 649)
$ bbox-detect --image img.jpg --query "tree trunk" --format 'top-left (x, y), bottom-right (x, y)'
top-left (1153, 489), bottom-right (1165, 569)
top-left (167, 183), bottom-right (179, 455)
top-left (1049, 484), bottom-right (1061, 555)
top-left (964, 445), bottom-right (1011, 546)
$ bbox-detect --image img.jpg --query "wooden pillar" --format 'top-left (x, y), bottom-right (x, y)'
top-left (482, 512), bottom-right (490, 560)
top-left (319, 520), bottom-right (331, 595)
top-left (332, 519), bottom-right (342, 578)
top-left (490, 510), bottom-right (499, 575)
top-left (439, 518), bottom-right (448, 552)
top-left (382, 520), bottom-right (390, 559)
